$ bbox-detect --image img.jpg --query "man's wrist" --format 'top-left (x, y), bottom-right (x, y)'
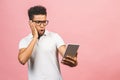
top-left (33, 37), bottom-right (38, 41)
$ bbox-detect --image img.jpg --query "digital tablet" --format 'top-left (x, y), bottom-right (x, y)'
top-left (63, 44), bottom-right (80, 58)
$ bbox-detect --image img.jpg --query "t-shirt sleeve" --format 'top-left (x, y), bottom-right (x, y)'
top-left (18, 38), bottom-right (31, 49)
top-left (55, 33), bottom-right (65, 48)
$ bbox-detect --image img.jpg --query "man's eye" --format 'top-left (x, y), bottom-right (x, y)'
top-left (33, 21), bottom-right (40, 23)
top-left (36, 21), bottom-right (46, 23)
top-left (41, 21), bottom-right (46, 23)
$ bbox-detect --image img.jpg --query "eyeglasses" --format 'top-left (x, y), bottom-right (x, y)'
top-left (32, 20), bottom-right (49, 26)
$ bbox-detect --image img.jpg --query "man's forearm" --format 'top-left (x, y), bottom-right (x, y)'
top-left (18, 37), bottom-right (38, 65)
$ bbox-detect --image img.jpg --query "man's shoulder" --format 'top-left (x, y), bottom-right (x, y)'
top-left (46, 30), bottom-right (59, 36)
top-left (19, 33), bottom-right (32, 42)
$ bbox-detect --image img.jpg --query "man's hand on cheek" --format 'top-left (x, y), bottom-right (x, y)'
top-left (29, 20), bottom-right (38, 39)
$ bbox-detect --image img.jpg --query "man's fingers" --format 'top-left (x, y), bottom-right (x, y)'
top-left (63, 57), bottom-right (76, 64)
top-left (63, 58), bottom-right (75, 64)
top-left (75, 52), bottom-right (78, 57)
top-left (64, 56), bottom-right (76, 61)
top-left (29, 21), bottom-right (36, 32)
top-left (29, 21), bottom-right (36, 28)
top-left (62, 54), bottom-right (78, 67)
top-left (61, 59), bottom-right (78, 67)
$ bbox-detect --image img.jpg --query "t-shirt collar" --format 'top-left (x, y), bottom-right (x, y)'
top-left (43, 30), bottom-right (49, 36)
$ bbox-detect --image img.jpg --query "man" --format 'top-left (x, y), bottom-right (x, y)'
top-left (18, 5), bottom-right (78, 80)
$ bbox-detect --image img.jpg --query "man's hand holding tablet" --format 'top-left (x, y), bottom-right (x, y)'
top-left (61, 44), bottom-right (79, 67)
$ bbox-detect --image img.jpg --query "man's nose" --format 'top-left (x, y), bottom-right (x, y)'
top-left (40, 24), bottom-right (44, 28)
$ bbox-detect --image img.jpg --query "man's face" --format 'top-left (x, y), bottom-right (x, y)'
top-left (32, 14), bottom-right (48, 35)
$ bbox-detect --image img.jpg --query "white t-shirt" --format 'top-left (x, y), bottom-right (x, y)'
top-left (19, 30), bottom-right (65, 80)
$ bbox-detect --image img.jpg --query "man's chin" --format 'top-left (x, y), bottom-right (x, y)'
top-left (38, 32), bottom-right (44, 39)
top-left (38, 33), bottom-right (43, 36)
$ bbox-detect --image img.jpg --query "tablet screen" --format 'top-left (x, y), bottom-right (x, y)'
top-left (63, 44), bottom-right (79, 58)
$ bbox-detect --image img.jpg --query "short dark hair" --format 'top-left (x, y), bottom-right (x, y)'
top-left (28, 5), bottom-right (47, 20)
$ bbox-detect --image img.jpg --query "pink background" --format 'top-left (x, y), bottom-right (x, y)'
top-left (0, 0), bottom-right (120, 80)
